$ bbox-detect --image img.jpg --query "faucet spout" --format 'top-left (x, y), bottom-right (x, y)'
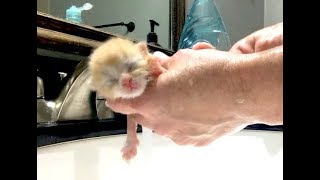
top-left (37, 60), bottom-right (114, 126)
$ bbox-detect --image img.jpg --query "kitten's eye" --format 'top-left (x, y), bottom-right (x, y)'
top-left (110, 78), bottom-right (118, 83)
top-left (127, 62), bottom-right (136, 72)
top-left (104, 78), bottom-right (118, 86)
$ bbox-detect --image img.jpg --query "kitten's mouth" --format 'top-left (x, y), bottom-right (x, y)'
top-left (119, 73), bottom-right (147, 98)
top-left (121, 75), bottom-right (138, 91)
top-left (121, 78), bottom-right (138, 91)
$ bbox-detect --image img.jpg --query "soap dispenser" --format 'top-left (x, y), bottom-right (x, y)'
top-left (147, 20), bottom-right (162, 47)
top-left (66, 3), bottom-right (93, 24)
top-left (178, 0), bottom-right (231, 51)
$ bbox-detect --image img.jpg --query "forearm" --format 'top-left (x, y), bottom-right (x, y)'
top-left (230, 46), bottom-right (283, 125)
top-left (172, 46), bottom-right (283, 126)
top-left (164, 49), bottom-right (255, 126)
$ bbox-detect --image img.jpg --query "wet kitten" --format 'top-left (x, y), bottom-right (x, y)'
top-left (88, 37), bottom-right (163, 161)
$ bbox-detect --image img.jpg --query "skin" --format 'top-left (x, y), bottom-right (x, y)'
top-left (105, 22), bottom-right (283, 146)
top-left (229, 22), bottom-right (283, 54)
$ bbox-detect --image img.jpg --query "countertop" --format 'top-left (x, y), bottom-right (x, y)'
top-left (37, 119), bottom-right (283, 147)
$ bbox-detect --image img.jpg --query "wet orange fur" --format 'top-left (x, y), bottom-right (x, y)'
top-left (88, 37), bottom-right (154, 99)
top-left (87, 37), bottom-right (165, 162)
top-left (88, 37), bottom-right (158, 162)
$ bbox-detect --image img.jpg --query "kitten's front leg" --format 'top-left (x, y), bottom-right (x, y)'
top-left (121, 114), bottom-right (139, 162)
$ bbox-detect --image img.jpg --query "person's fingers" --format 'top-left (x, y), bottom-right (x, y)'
top-left (194, 135), bottom-right (220, 147)
top-left (168, 125), bottom-right (202, 146)
top-left (149, 55), bottom-right (168, 77)
top-left (193, 124), bottom-right (247, 147)
top-left (255, 38), bottom-right (283, 52)
top-left (105, 98), bottom-right (136, 114)
top-left (129, 113), bottom-right (153, 129)
top-left (229, 46), bottom-right (243, 54)
top-left (192, 129), bottom-right (225, 147)
top-left (170, 136), bottom-right (194, 146)
top-left (152, 51), bottom-right (171, 69)
top-left (229, 36), bottom-right (255, 54)
top-left (192, 42), bottom-right (216, 50)
top-left (230, 43), bottom-right (255, 54)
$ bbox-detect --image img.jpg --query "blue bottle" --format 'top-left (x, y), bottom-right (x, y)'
top-left (178, 0), bottom-right (231, 51)
top-left (66, 5), bottom-right (82, 23)
top-left (66, 3), bottom-right (93, 24)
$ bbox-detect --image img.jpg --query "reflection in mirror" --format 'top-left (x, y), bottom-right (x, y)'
top-left (37, 0), bottom-right (279, 53)
top-left (37, 0), bottom-right (185, 50)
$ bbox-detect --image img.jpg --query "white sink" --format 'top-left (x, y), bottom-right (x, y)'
top-left (37, 129), bottom-right (283, 180)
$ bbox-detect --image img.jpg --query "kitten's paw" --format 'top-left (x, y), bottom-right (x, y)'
top-left (121, 143), bottom-right (138, 162)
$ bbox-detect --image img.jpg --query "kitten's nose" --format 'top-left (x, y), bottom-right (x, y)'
top-left (121, 73), bottom-right (137, 90)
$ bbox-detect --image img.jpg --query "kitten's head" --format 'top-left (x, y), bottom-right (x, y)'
top-left (88, 37), bottom-right (151, 99)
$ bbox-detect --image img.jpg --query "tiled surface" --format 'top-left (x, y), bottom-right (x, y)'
top-left (38, 129), bottom-right (283, 180)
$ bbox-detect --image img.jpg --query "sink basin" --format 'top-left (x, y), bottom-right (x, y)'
top-left (37, 129), bottom-right (283, 180)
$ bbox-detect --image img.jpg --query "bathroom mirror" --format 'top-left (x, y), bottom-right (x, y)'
top-left (37, 0), bottom-right (185, 51)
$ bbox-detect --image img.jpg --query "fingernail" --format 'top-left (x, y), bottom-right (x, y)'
top-left (191, 42), bottom-right (200, 48)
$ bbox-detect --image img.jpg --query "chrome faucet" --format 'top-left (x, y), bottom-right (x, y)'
top-left (37, 75), bottom-right (56, 125)
top-left (37, 59), bottom-right (114, 126)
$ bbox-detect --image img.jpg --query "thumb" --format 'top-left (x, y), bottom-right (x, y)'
top-left (152, 51), bottom-right (171, 69)
top-left (192, 42), bottom-right (216, 50)
top-left (105, 98), bottom-right (137, 115)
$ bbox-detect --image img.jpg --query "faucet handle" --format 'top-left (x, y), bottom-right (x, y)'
top-left (58, 72), bottom-right (68, 81)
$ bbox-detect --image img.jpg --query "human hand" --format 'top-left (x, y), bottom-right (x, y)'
top-left (105, 43), bottom-right (255, 146)
top-left (229, 22), bottom-right (283, 54)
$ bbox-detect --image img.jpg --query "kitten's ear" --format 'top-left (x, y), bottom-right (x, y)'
top-left (136, 41), bottom-right (149, 56)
